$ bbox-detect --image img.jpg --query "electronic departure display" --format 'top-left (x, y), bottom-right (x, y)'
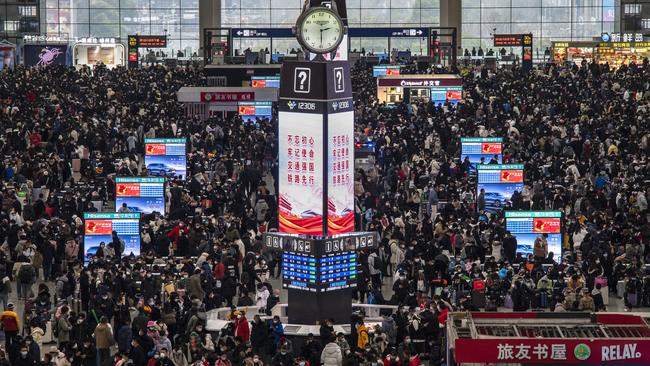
top-left (144, 138), bottom-right (187, 180)
top-left (115, 177), bottom-right (166, 215)
top-left (251, 76), bottom-right (280, 88)
top-left (319, 251), bottom-right (357, 292)
top-left (282, 252), bottom-right (317, 292)
top-left (505, 211), bottom-right (562, 262)
top-left (460, 137), bottom-right (503, 171)
top-left (83, 213), bottom-right (140, 263)
top-left (372, 65), bottom-right (400, 77)
top-left (238, 101), bottom-right (273, 122)
top-left (477, 164), bottom-right (524, 213)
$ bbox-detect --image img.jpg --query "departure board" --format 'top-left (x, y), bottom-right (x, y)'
top-left (282, 252), bottom-right (318, 292)
top-left (319, 251), bottom-right (357, 292)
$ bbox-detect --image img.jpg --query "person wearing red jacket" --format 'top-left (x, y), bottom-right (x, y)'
top-left (437, 303), bottom-right (449, 327)
top-left (233, 311), bottom-right (251, 342)
top-left (213, 260), bottom-right (225, 282)
top-left (166, 222), bottom-right (188, 250)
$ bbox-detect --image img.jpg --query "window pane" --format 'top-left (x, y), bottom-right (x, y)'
top-left (180, 24), bottom-right (199, 39)
top-left (72, 0), bottom-right (89, 7)
top-left (573, 6), bottom-right (602, 22)
top-left (541, 22), bottom-right (571, 38)
top-left (513, 0), bottom-right (541, 6)
top-left (271, 8), bottom-right (300, 25)
top-left (481, 0), bottom-right (511, 7)
top-left (241, 0), bottom-right (265, 8)
top-left (542, 7), bottom-right (570, 22)
top-left (181, 8), bottom-right (198, 23)
top-left (270, 0), bottom-right (300, 7)
top-left (481, 23), bottom-right (510, 38)
top-left (572, 22), bottom-right (601, 37)
top-left (391, 0), bottom-right (419, 8)
top-left (391, 8), bottom-right (419, 24)
top-left (152, 0), bottom-right (180, 8)
top-left (72, 23), bottom-right (90, 37)
top-left (90, 23), bottom-right (119, 36)
top-left (222, 9), bottom-right (240, 26)
top-left (121, 24), bottom-right (151, 36)
top-left (482, 8), bottom-right (510, 23)
top-left (241, 9), bottom-right (270, 26)
top-left (464, 8), bottom-right (480, 22)
top-left (89, 8), bottom-right (118, 22)
top-left (89, 0), bottom-right (119, 8)
top-left (512, 7), bottom-right (541, 23)
top-left (421, 0), bottom-right (439, 7)
top-left (542, 0), bottom-right (571, 6)
top-left (347, 8), bottom-right (360, 26)
top-left (361, 8), bottom-right (390, 23)
top-left (223, 0), bottom-right (239, 8)
top-left (181, 0), bottom-right (197, 7)
top-left (150, 8), bottom-right (179, 22)
top-left (420, 9), bottom-right (439, 25)
top-left (361, 0), bottom-right (389, 8)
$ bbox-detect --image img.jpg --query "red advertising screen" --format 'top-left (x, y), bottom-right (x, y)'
top-left (446, 90), bottom-right (462, 100)
top-left (145, 144), bottom-right (166, 155)
top-left (533, 218), bottom-right (562, 233)
top-left (238, 105), bottom-right (256, 115)
top-left (84, 220), bottom-right (113, 235)
top-left (251, 79), bottom-right (266, 88)
top-left (500, 170), bottom-right (524, 183)
top-left (481, 142), bottom-right (503, 154)
top-left (116, 183), bottom-right (140, 197)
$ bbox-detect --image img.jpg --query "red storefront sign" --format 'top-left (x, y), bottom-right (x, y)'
top-left (145, 143), bottom-right (166, 155)
top-left (533, 218), bottom-right (562, 233)
top-left (84, 220), bottom-right (112, 235)
top-left (377, 78), bottom-right (462, 88)
top-left (455, 338), bottom-right (650, 364)
top-left (201, 92), bottom-right (255, 102)
top-left (501, 170), bottom-right (524, 183)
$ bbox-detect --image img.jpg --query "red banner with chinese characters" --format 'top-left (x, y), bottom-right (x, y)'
top-left (84, 220), bottom-right (113, 235)
top-left (533, 218), bottom-right (562, 233)
top-left (481, 142), bottom-right (502, 154)
top-left (455, 338), bottom-right (650, 364)
top-left (251, 80), bottom-right (266, 88)
top-left (200, 92), bottom-right (255, 102)
top-left (500, 170), bottom-right (524, 183)
top-left (145, 144), bottom-right (166, 155)
top-left (116, 183), bottom-right (140, 197)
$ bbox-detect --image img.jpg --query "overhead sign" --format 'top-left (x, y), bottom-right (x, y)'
top-left (144, 138), bottom-right (187, 180)
top-left (231, 27), bottom-right (429, 38)
top-left (200, 92), bottom-right (255, 102)
top-left (115, 177), bottom-right (165, 215)
top-left (372, 65), bottom-right (400, 77)
top-left (251, 76), bottom-right (280, 88)
top-left (494, 34), bottom-right (531, 47)
top-left (477, 164), bottom-right (524, 213)
top-left (136, 35), bottom-right (167, 48)
top-left (377, 77), bottom-right (462, 88)
top-left (83, 212), bottom-right (140, 263)
top-left (505, 211), bottom-right (562, 261)
top-left (231, 28), bottom-right (294, 38)
top-left (23, 35), bottom-right (67, 43)
top-left (460, 137), bottom-right (503, 171)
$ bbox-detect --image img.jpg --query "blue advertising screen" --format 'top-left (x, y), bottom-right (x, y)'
top-left (319, 251), bottom-right (357, 292)
top-left (115, 177), bottom-right (165, 215)
top-left (505, 211), bottom-right (563, 262)
top-left (372, 65), bottom-right (400, 77)
top-left (238, 101), bottom-right (273, 122)
top-left (477, 164), bottom-right (524, 213)
top-left (460, 137), bottom-right (503, 171)
top-left (144, 138), bottom-right (187, 180)
top-left (251, 76), bottom-right (280, 88)
top-left (282, 252), bottom-right (318, 292)
top-left (431, 86), bottom-right (463, 105)
top-left (83, 212), bottom-right (140, 263)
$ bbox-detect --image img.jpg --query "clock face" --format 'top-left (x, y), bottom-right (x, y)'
top-left (298, 8), bottom-right (344, 54)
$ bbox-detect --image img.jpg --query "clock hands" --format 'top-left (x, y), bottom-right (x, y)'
top-left (319, 28), bottom-right (331, 48)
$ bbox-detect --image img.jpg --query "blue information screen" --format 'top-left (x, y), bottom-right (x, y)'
top-left (144, 138), bottom-right (187, 180)
top-left (83, 212), bottom-right (140, 264)
top-left (477, 164), bottom-right (524, 213)
top-left (115, 177), bottom-right (166, 215)
top-left (238, 101), bottom-right (273, 122)
top-left (460, 137), bottom-right (503, 171)
top-left (282, 252), bottom-right (318, 292)
top-left (319, 251), bottom-right (357, 292)
top-left (505, 211), bottom-right (563, 262)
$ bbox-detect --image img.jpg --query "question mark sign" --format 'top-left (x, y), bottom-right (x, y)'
top-left (335, 70), bottom-right (342, 87)
top-left (298, 71), bottom-right (307, 90)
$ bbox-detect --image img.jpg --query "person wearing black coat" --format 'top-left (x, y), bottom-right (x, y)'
top-left (129, 337), bottom-right (146, 366)
top-left (250, 315), bottom-right (268, 354)
top-left (319, 318), bottom-right (334, 345)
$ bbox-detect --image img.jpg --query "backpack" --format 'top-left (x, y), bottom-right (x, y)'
top-left (18, 265), bottom-right (33, 284)
top-left (373, 255), bottom-right (383, 270)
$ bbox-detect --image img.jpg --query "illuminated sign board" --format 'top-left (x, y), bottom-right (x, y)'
top-left (477, 164), bottom-right (524, 213)
top-left (144, 138), bottom-right (187, 180)
top-left (238, 101), bottom-right (273, 122)
top-left (136, 35), bottom-right (167, 48)
top-left (115, 177), bottom-right (165, 215)
top-left (83, 213), bottom-right (140, 263)
top-left (460, 137), bottom-right (503, 171)
top-left (505, 211), bottom-right (562, 261)
top-left (431, 86), bottom-right (463, 105)
top-left (319, 251), bottom-right (357, 292)
top-left (251, 76), bottom-right (280, 88)
top-left (377, 77), bottom-right (462, 88)
top-left (327, 111), bottom-right (354, 235)
top-left (282, 252), bottom-right (317, 291)
top-left (372, 65), bottom-right (400, 77)
top-left (493, 34), bottom-right (532, 47)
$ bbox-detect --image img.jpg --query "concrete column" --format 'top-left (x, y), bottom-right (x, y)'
top-left (440, 0), bottom-right (462, 47)
top-left (199, 0), bottom-right (221, 55)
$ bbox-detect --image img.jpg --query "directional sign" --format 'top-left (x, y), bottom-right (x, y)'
top-left (231, 27), bottom-right (429, 39)
top-left (231, 28), bottom-right (294, 38)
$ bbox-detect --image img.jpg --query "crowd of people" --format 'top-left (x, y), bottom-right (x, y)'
top-left (0, 53), bottom-right (647, 366)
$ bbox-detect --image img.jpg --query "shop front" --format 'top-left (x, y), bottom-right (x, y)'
top-left (73, 38), bottom-right (125, 69)
top-left (551, 41), bottom-right (596, 65)
top-left (376, 74), bottom-right (463, 105)
top-left (552, 40), bottom-right (650, 68)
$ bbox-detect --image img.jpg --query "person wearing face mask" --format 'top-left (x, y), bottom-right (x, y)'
top-left (271, 344), bottom-right (292, 366)
top-left (233, 311), bottom-right (250, 343)
top-left (215, 353), bottom-right (233, 366)
top-left (14, 346), bottom-right (34, 366)
top-left (169, 345), bottom-right (188, 366)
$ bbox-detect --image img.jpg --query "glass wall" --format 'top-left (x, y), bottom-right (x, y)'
top-left (222, 0), bottom-right (440, 54)
top-left (462, 0), bottom-right (617, 53)
top-left (41, 0), bottom-right (199, 55)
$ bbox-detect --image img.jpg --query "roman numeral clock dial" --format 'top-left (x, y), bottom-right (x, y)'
top-left (296, 6), bottom-right (345, 55)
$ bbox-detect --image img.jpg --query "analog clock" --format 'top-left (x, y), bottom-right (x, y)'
top-left (296, 6), bottom-right (345, 55)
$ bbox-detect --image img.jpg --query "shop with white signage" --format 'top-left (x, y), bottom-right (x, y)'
top-left (73, 38), bottom-right (125, 69)
top-left (376, 74), bottom-right (463, 105)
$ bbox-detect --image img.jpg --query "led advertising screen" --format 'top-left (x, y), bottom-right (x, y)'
top-left (460, 137), bottom-right (503, 171)
top-left (115, 177), bottom-right (165, 215)
top-left (477, 164), bottom-right (524, 213)
top-left (505, 211), bottom-right (562, 262)
top-left (83, 213), bottom-right (140, 263)
top-left (24, 44), bottom-right (70, 67)
top-left (431, 86), bottom-right (463, 105)
top-left (282, 252), bottom-right (317, 292)
top-left (144, 138), bottom-right (187, 180)
top-left (278, 112), bottom-right (324, 235)
top-left (238, 101), bottom-right (273, 122)
top-left (251, 76), bottom-right (280, 88)
top-left (328, 111), bottom-right (355, 235)
top-left (320, 251), bottom-right (357, 292)
top-left (372, 65), bottom-right (400, 77)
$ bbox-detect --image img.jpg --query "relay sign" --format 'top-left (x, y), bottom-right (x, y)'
top-left (505, 211), bottom-right (562, 261)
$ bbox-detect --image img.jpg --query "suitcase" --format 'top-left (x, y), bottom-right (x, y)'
top-left (601, 285), bottom-right (609, 306)
top-left (617, 280), bottom-right (625, 297)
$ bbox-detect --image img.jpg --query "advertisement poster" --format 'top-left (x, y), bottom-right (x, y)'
top-left (83, 213), bottom-right (140, 263)
top-left (327, 111), bottom-right (355, 235)
top-left (455, 338), bottom-right (650, 364)
top-left (431, 86), bottom-right (463, 105)
top-left (87, 47), bottom-right (115, 65)
top-left (115, 177), bottom-right (165, 215)
top-left (477, 164), bottom-right (524, 213)
top-left (238, 102), bottom-right (273, 122)
top-left (372, 65), bottom-right (400, 77)
top-left (278, 112), bottom-right (324, 235)
top-left (505, 211), bottom-right (562, 261)
top-left (144, 138), bottom-right (187, 180)
top-left (460, 137), bottom-right (503, 171)
top-left (24, 44), bottom-right (69, 67)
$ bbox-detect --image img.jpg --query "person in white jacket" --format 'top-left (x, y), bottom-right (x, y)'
top-left (321, 340), bottom-right (342, 366)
